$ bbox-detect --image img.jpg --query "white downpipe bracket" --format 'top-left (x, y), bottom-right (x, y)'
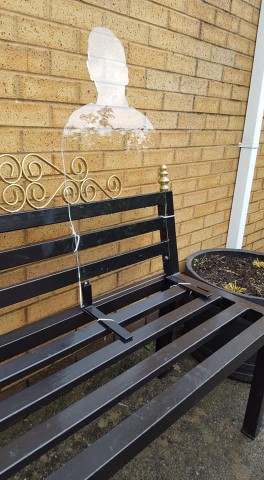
top-left (226, 0), bottom-right (264, 249)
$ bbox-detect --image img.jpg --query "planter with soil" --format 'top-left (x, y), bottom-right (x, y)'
top-left (185, 248), bottom-right (264, 383)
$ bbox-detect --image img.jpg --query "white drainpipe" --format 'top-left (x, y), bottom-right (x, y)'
top-left (226, 0), bottom-right (264, 249)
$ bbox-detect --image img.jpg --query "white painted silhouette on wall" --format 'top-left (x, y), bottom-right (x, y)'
top-left (64, 27), bottom-right (153, 145)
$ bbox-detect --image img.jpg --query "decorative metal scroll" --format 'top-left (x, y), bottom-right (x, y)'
top-left (0, 153), bottom-right (122, 213)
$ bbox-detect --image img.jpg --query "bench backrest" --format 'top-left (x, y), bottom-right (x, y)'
top-left (0, 191), bottom-right (178, 310)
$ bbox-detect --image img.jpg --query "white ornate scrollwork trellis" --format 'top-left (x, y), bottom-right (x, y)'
top-left (0, 153), bottom-right (122, 213)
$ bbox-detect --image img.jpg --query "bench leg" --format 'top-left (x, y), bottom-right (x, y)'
top-left (242, 345), bottom-right (264, 439)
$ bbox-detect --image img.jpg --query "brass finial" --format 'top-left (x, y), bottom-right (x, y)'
top-left (159, 165), bottom-right (169, 192)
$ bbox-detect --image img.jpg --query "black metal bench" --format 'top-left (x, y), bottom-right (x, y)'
top-left (1, 185), bottom-right (264, 480)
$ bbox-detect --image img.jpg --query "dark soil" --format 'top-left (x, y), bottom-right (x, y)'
top-left (192, 253), bottom-right (264, 298)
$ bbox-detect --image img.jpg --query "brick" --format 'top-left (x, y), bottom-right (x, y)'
top-left (0, 309), bottom-right (26, 335)
top-left (239, 19), bottom-right (257, 41)
top-left (163, 92), bottom-right (194, 112)
top-left (27, 47), bottom-right (50, 74)
top-left (154, 0), bottom-right (186, 10)
top-left (194, 201), bottom-right (216, 218)
top-left (224, 146), bottom-right (239, 160)
top-left (215, 10), bottom-right (240, 33)
top-left (211, 159), bottom-right (235, 174)
top-left (50, 0), bottom-right (104, 29)
top-left (167, 52), bottom-right (196, 76)
top-left (187, 163), bottom-right (212, 178)
top-left (231, 0), bottom-right (254, 22)
top-left (147, 111), bottom-right (178, 129)
top-left (0, 127), bottom-right (20, 152)
top-left (0, 12), bottom-right (15, 41)
top-left (197, 60), bottom-right (223, 81)
top-left (197, 174), bottom-right (220, 189)
top-left (207, 185), bottom-right (229, 202)
top-left (128, 43), bottom-right (167, 70)
top-left (177, 233), bottom-right (192, 249)
top-left (207, 0), bottom-right (231, 11)
top-left (17, 17), bottom-right (78, 52)
top-left (172, 178), bottom-right (197, 195)
top-left (202, 234), bottom-right (223, 250)
top-left (19, 76), bottom-right (79, 103)
top-left (160, 131), bottom-right (190, 148)
top-left (202, 145), bottom-right (225, 161)
top-left (22, 129), bottom-right (62, 153)
top-left (149, 26), bottom-right (211, 61)
top-left (27, 288), bottom-right (78, 323)
top-left (128, 66), bottom-right (146, 88)
top-left (124, 167), bottom-right (157, 187)
top-left (0, 71), bottom-right (16, 98)
top-left (215, 131), bottom-right (239, 145)
top-left (220, 171), bottom-right (237, 185)
top-left (129, 0), bottom-right (168, 27)
top-left (0, 42), bottom-right (27, 71)
top-left (2, 0), bottom-right (47, 17)
top-left (228, 116), bottom-right (245, 130)
top-left (143, 149), bottom-right (174, 166)
top-left (146, 69), bottom-right (180, 92)
top-left (194, 96), bottom-right (220, 114)
top-left (201, 24), bottom-right (227, 48)
top-left (174, 206), bottom-right (194, 223)
top-left (178, 113), bottom-right (206, 130)
top-left (51, 51), bottom-right (87, 80)
top-left (232, 85), bottom-right (249, 101)
top-left (212, 221), bottom-right (229, 237)
top-left (180, 76), bottom-right (208, 96)
top-left (208, 80), bottom-right (232, 99)
top-left (235, 54), bottom-right (253, 72)
top-left (211, 46), bottom-right (235, 67)
top-left (79, 80), bottom-right (96, 104)
top-left (220, 99), bottom-right (241, 115)
top-left (191, 226), bottom-right (213, 244)
top-left (104, 150), bottom-right (143, 170)
top-left (227, 33), bottom-right (252, 55)
top-left (222, 66), bottom-right (248, 86)
top-left (174, 146), bottom-right (202, 163)
top-left (105, 12), bottom-right (149, 44)
top-left (183, 190), bottom-right (207, 208)
top-left (187, 0), bottom-right (216, 23)
top-left (204, 210), bottom-right (225, 227)
top-left (205, 115), bottom-right (229, 130)
top-left (81, 0), bottom-right (128, 14)
top-left (190, 131), bottom-right (215, 147)
top-left (169, 11), bottom-right (200, 38)
top-left (0, 101), bottom-right (50, 127)
top-left (180, 217), bottom-right (204, 235)
top-left (127, 88), bottom-right (163, 110)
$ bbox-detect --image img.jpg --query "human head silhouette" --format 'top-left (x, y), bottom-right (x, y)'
top-left (87, 28), bottom-right (128, 104)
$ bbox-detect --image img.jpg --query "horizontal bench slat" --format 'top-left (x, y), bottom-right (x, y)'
top-left (0, 193), bottom-right (166, 233)
top-left (0, 286), bottom-right (192, 387)
top-left (0, 297), bottom-right (239, 478)
top-left (0, 218), bottom-right (165, 270)
top-left (0, 301), bottom-right (243, 430)
top-left (46, 314), bottom-right (264, 480)
top-left (0, 276), bottom-right (166, 361)
top-left (0, 242), bottom-right (168, 308)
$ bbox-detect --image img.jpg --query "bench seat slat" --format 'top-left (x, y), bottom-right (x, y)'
top-left (0, 276), bottom-right (166, 361)
top-left (45, 315), bottom-right (264, 480)
top-left (0, 293), bottom-right (227, 429)
top-left (1, 193), bottom-right (166, 233)
top-left (0, 218), bottom-right (165, 270)
top-left (0, 242), bottom-right (169, 308)
top-left (0, 286), bottom-right (192, 387)
top-left (0, 302), bottom-right (244, 478)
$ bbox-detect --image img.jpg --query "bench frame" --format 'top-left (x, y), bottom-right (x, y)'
top-left (1, 177), bottom-right (264, 480)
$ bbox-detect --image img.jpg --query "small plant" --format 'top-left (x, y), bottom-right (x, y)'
top-left (193, 255), bottom-right (207, 267)
top-left (252, 258), bottom-right (264, 268)
top-left (222, 281), bottom-right (247, 294)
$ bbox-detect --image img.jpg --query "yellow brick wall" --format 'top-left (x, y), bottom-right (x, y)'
top-left (0, 0), bottom-right (263, 333)
top-left (243, 115), bottom-right (264, 251)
